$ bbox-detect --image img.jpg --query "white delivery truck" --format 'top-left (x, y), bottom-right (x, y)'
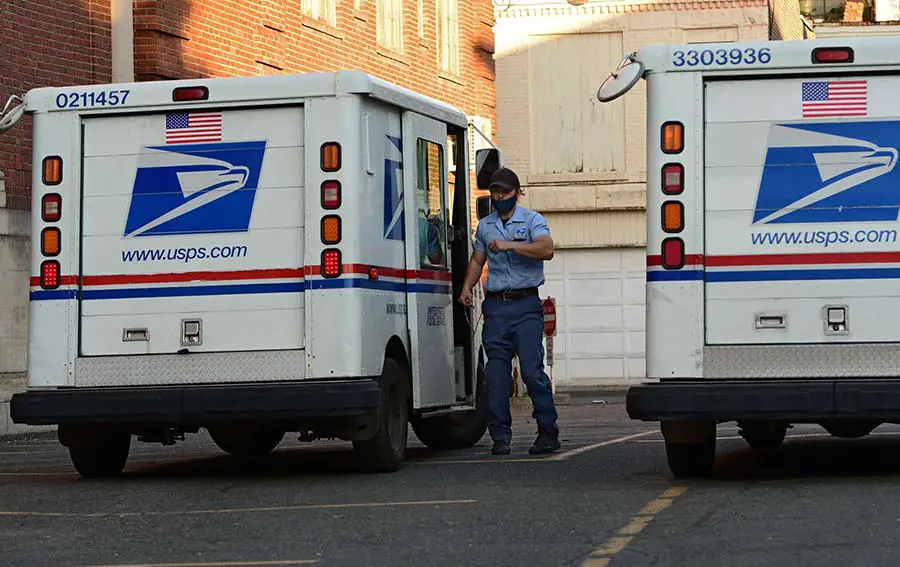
top-left (1, 70), bottom-right (508, 478)
top-left (596, 36), bottom-right (900, 478)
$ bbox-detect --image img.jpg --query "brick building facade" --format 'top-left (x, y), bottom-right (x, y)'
top-left (1, 0), bottom-right (496, 210)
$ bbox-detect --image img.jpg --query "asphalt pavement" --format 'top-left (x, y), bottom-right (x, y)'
top-left (1, 394), bottom-right (900, 567)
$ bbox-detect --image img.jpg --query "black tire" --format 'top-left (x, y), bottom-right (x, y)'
top-left (353, 358), bottom-right (409, 473)
top-left (207, 422), bottom-right (285, 458)
top-left (63, 424), bottom-right (132, 479)
top-left (410, 358), bottom-right (488, 451)
top-left (739, 422), bottom-right (787, 448)
top-left (665, 437), bottom-right (716, 479)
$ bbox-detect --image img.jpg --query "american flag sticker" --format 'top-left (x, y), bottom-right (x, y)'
top-left (165, 111), bottom-right (223, 144)
top-left (801, 80), bottom-right (867, 118)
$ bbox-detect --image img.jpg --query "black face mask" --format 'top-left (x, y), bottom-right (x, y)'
top-left (492, 194), bottom-right (516, 214)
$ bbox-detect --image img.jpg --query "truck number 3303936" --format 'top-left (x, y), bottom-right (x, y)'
top-left (55, 90), bottom-right (131, 109)
top-left (672, 47), bottom-right (771, 67)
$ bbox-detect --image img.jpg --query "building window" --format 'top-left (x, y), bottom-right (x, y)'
top-left (302, 0), bottom-right (337, 26)
top-left (378, 0), bottom-right (404, 52)
top-left (436, 0), bottom-right (459, 74)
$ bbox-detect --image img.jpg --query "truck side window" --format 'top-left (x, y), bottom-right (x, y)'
top-left (416, 138), bottom-right (447, 268)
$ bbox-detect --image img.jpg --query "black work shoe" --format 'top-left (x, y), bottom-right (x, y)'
top-left (528, 432), bottom-right (561, 455)
top-left (491, 441), bottom-right (511, 455)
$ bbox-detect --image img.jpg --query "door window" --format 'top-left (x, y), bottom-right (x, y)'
top-left (416, 139), bottom-right (447, 268)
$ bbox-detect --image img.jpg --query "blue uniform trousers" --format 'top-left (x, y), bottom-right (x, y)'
top-left (481, 294), bottom-right (559, 443)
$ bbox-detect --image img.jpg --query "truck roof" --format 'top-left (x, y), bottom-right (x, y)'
top-left (23, 69), bottom-right (469, 128)
top-left (637, 34), bottom-right (900, 76)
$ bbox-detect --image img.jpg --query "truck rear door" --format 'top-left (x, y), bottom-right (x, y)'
top-left (704, 74), bottom-right (900, 345)
top-left (79, 106), bottom-right (306, 356)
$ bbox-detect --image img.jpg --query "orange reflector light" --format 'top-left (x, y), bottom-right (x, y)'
top-left (172, 86), bottom-right (209, 101)
top-left (662, 163), bottom-right (684, 195)
top-left (812, 47), bottom-right (853, 64)
top-left (662, 201), bottom-right (684, 233)
top-left (322, 249), bottom-right (342, 278)
top-left (41, 227), bottom-right (61, 256)
top-left (321, 215), bottom-right (341, 244)
top-left (321, 142), bottom-right (341, 172)
top-left (42, 193), bottom-right (61, 222)
top-left (42, 156), bottom-right (62, 186)
top-left (40, 260), bottom-right (60, 289)
top-left (661, 122), bottom-right (683, 154)
top-left (661, 237), bottom-right (685, 270)
top-left (321, 180), bottom-right (341, 209)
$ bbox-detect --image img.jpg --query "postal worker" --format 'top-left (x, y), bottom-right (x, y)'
top-left (458, 166), bottom-right (561, 455)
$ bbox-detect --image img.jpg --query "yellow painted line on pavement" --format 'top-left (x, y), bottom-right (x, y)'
top-left (0, 498), bottom-right (476, 519)
top-left (580, 486), bottom-right (688, 567)
top-left (549, 431), bottom-right (656, 461)
top-left (79, 561), bottom-right (317, 567)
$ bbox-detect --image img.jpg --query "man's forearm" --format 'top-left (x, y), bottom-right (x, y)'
top-left (510, 240), bottom-right (554, 261)
top-left (462, 257), bottom-right (485, 292)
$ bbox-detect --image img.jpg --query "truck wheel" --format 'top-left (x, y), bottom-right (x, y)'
top-left (665, 437), bottom-right (716, 479)
top-left (410, 359), bottom-right (488, 451)
top-left (353, 358), bottom-right (409, 473)
top-left (61, 424), bottom-right (131, 479)
top-left (739, 421), bottom-right (787, 448)
top-left (207, 422), bottom-right (285, 458)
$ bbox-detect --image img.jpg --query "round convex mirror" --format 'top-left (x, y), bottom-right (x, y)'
top-left (596, 56), bottom-right (645, 103)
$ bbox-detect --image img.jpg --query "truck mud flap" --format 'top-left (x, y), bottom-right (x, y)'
top-left (627, 379), bottom-right (900, 422)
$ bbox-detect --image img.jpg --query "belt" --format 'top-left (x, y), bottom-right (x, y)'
top-left (484, 287), bottom-right (539, 301)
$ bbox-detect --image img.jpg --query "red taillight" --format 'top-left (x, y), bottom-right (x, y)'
top-left (40, 260), bottom-right (60, 289)
top-left (42, 193), bottom-right (61, 222)
top-left (172, 86), bottom-right (209, 101)
top-left (661, 238), bottom-right (685, 270)
top-left (812, 47), bottom-right (853, 64)
top-left (369, 267), bottom-right (378, 280)
top-left (321, 180), bottom-right (341, 209)
top-left (322, 249), bottom-right (342, 278)
top-left (662, 164), bottom-right (683, 195)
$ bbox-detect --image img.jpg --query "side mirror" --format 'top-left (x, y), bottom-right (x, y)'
top-left (475, 148), bottom-right (501, 189)
top-left (476, 195), bottom-right (492, 220)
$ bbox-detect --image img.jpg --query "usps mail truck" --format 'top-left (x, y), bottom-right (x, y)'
top-left (2, 71), bottom-right (506, 478)
top-left (596, 36), bottom-right (900, 478)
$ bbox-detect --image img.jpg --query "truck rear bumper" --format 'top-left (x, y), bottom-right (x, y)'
top-left (10, 379), bottom-right (382, 426)
top-left (627, 379), bottom-right (900, 422)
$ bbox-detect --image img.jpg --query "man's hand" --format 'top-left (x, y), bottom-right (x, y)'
top-left (488, 239), bottom-right (514, 253)
top-left (458, 288), bottom-right (473, 306)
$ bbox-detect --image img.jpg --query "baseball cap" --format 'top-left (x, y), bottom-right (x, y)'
top-left (488, 167), bottom-right (520, 192)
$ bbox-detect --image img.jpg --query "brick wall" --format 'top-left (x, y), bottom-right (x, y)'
top-left (133, 0), bottom-right (495, 139)
top-left (0, 1), bottom-right (112, 211)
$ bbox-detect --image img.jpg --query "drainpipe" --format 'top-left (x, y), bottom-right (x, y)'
top-left (111, 0), bottom-right (135, 83)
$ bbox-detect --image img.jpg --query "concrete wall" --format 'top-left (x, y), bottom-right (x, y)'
top-left (0, 171), bottom-right (44, 437)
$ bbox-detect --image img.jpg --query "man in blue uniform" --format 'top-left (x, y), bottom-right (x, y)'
top-left (458, 167), bottom-right (561, 455)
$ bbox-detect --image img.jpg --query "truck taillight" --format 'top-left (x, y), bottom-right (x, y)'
top-left (662, 164), bottom-right (683, 194)
top-left (662, 201), bottom-right (684, 233)
top-left (322, 249), bottom-right (342, 278)
top-left (321, 215), bottom-right (341, 244)
top-left (321, 142), bottom-right (341, 172)
top-left (42, 156), bottom-right (62, 185)
top-left (42, 193), bottom-right (61, 222)
top-left (661, 122), bottom-right (683, 154)
top-left (40, 260), bottom-right (60, 289)
top-left (41, 227), bottom-right (61, 256)
top-left (661, 238), bottom-right (685, 270)
top-left (321, 180), bottom-right (341, 209)
top-left (812, 47), bottom-right (853, 64)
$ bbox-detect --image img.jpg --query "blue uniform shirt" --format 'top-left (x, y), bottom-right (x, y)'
top-left (473, 204), bottom-right (551, 292)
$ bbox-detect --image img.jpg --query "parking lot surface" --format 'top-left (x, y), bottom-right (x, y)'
top-left (2, 395), bottom-right (900, 567)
